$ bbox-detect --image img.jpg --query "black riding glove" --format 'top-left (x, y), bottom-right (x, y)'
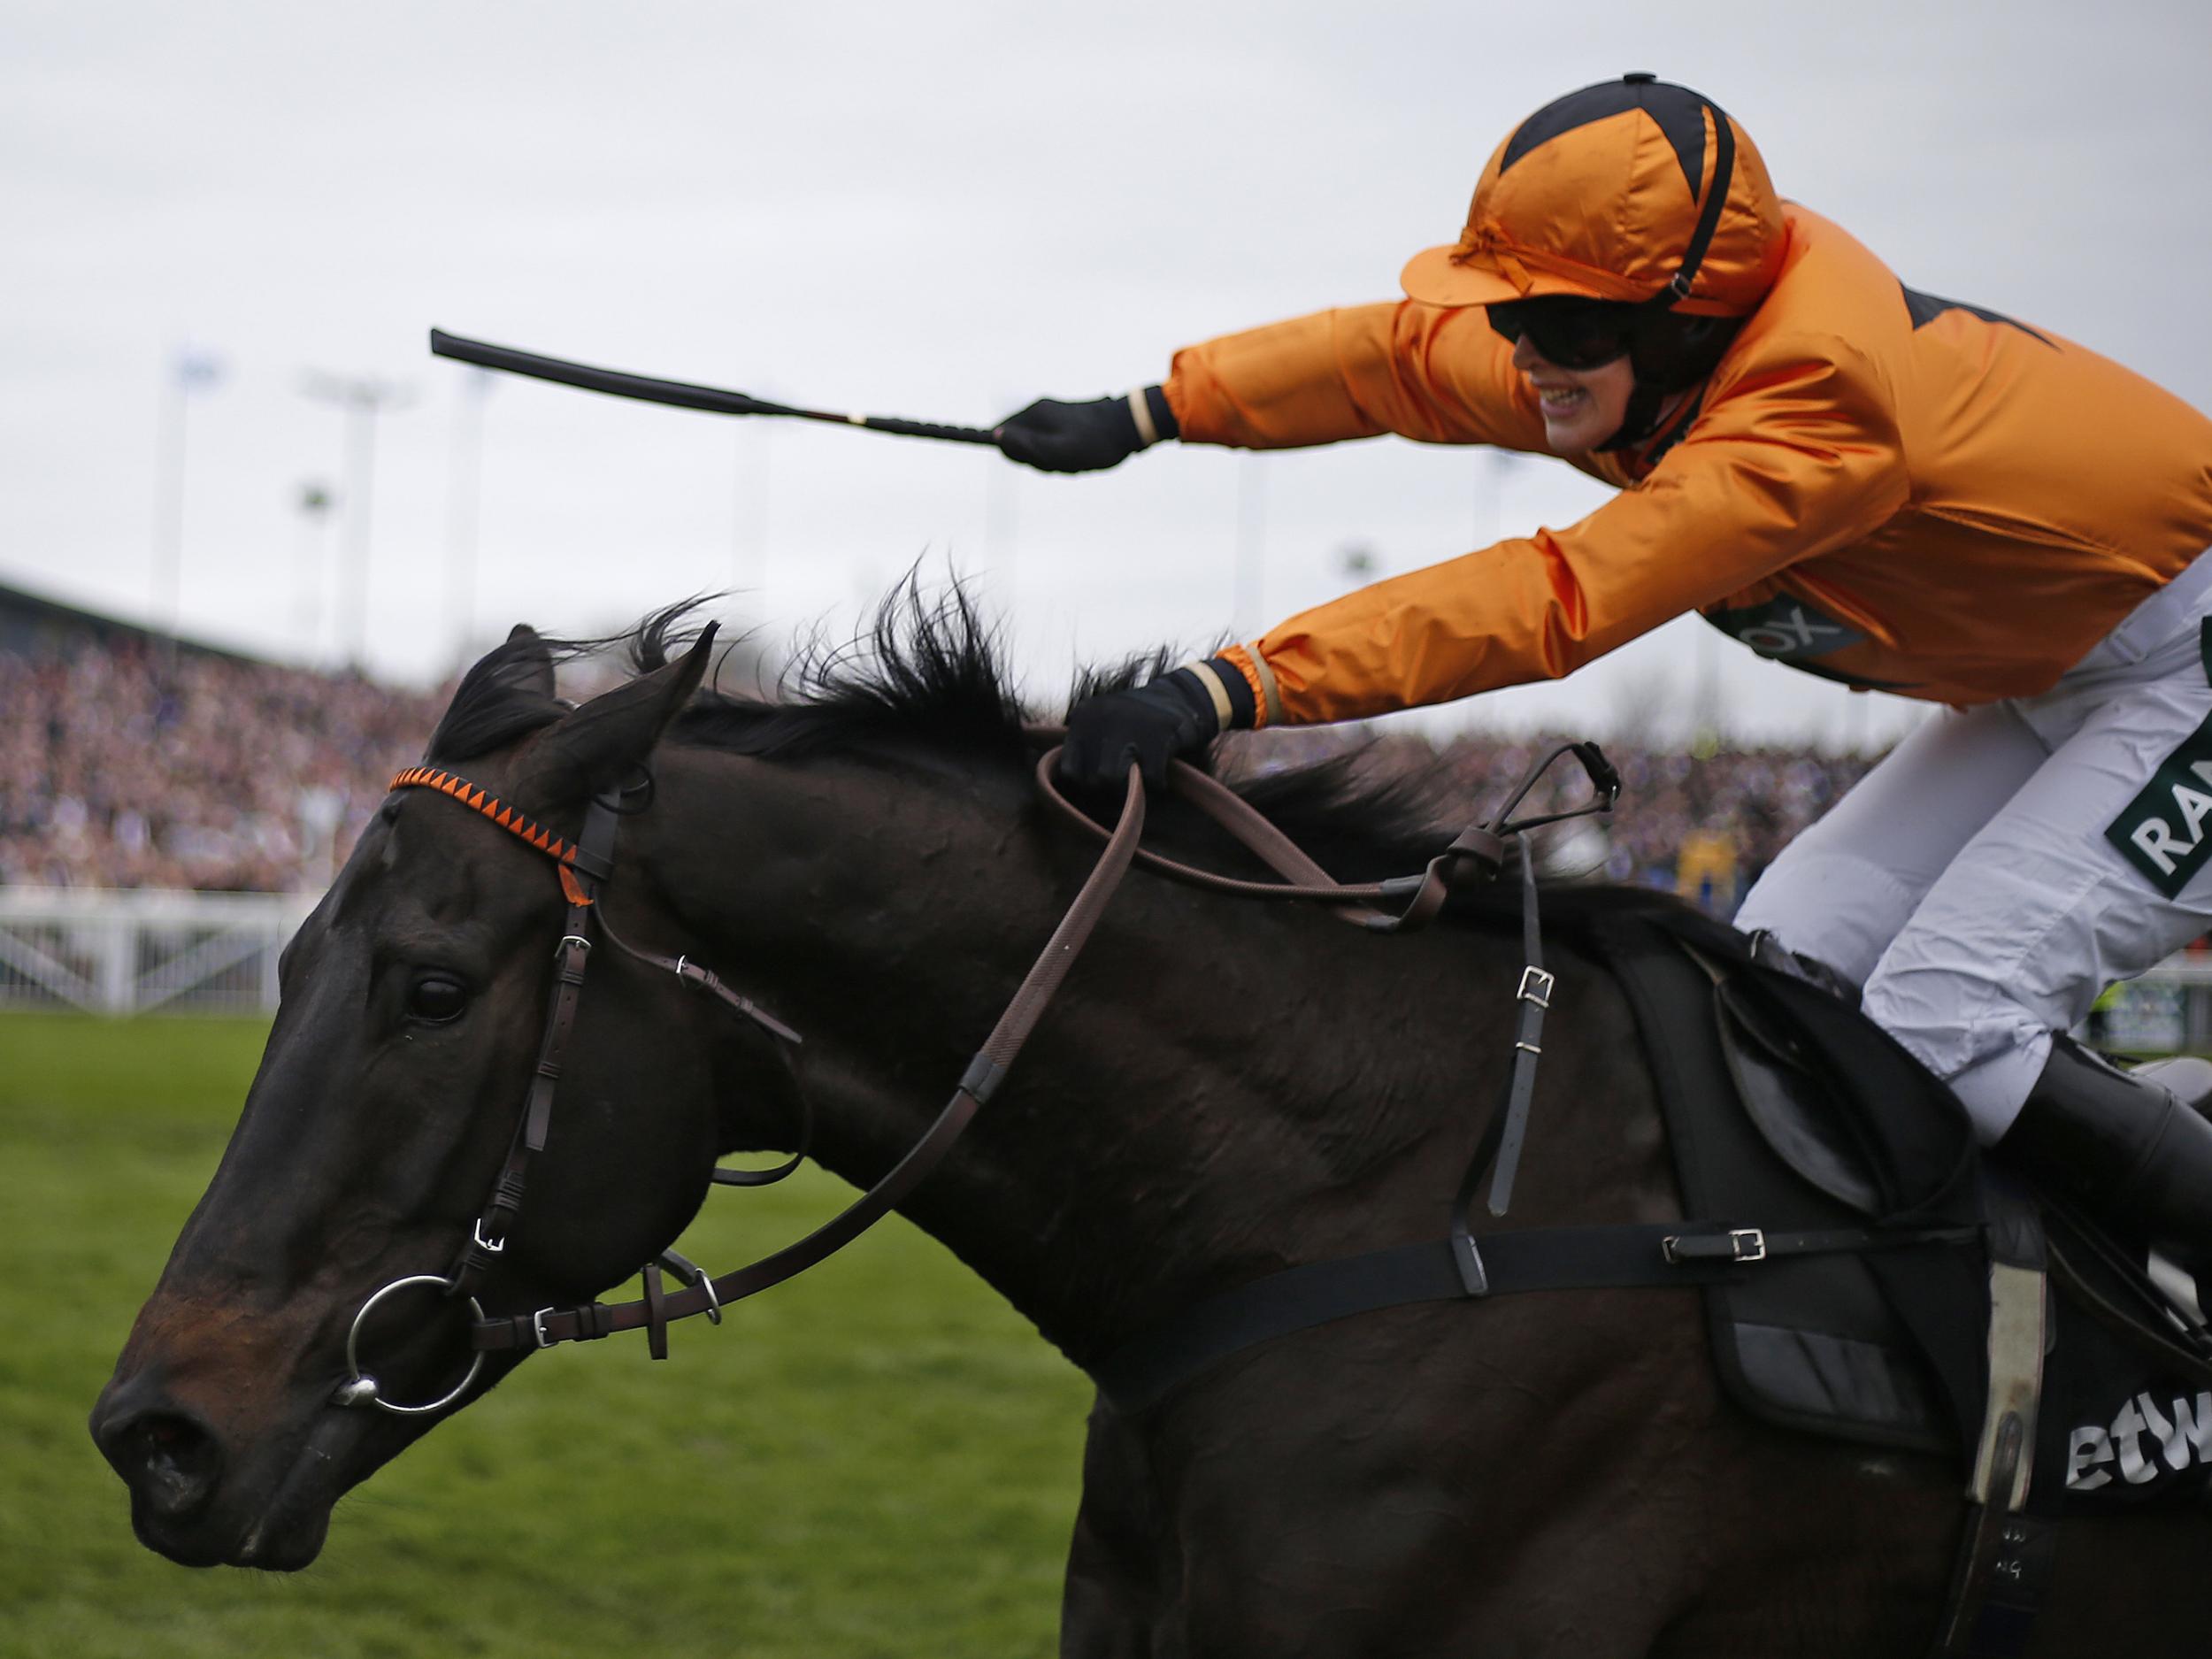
top-left (995, 386), bottom-right (1178, 473)
top-left (1058, 657), bottom-right (1254, 791)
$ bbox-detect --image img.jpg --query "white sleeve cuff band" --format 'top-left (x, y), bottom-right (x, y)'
top-left (1127, 387), bottom-right (1159, 449)
top-left (1181, 660), bottom-right (1235, 727)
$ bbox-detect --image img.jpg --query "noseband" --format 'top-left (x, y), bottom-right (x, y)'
top-left (334, 744), bottom-right (1617, 1415)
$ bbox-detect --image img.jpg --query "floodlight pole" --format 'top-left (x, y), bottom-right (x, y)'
top-left (984, 440), bottom-right (1014, 593)
top-left (1234, 454), bottom-right (1267, 634)
top-left (1476, 448), bottom-right (1520, 549)
top-left (732, 423), bottom-right (774, 593)
top-left (442, 366), bottom-right (491, 666)
top-left (151, 346), bottom-right (221, 664)
top-left (151, 370), bottom-right (188, 652)
top-left (302, 372), bottom-right (411, 671)
top-left (292, 481), bottom-right (336, 667)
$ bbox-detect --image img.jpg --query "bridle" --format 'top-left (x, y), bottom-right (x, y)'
top-left (333, 742), bottom-right (1617, 1415)
top-left (334, 762), bottom-right (817, 1412)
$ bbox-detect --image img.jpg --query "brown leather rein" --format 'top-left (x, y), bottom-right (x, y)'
top-left (330, 741), bottom-right (1616, 1414)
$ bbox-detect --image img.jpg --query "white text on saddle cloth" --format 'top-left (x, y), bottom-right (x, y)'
top-left (2067, 1391), bottom-right (2212, 1490)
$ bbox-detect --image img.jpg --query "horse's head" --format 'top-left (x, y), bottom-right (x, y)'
top-left (90, 625), bottom-right (741, 1569)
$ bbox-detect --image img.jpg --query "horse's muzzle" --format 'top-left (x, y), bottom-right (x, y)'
top-left (91, 1371), bottom-right (234, 1565)
top-left (89, 1368), bottom-right (340, 1571)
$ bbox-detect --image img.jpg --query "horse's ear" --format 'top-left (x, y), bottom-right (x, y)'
top-left (425, 625), bottom-right (561, 763)
top-left (518, 623), bottom-right (718, 803)
top-left (504, 624), bottom-right (556, 702)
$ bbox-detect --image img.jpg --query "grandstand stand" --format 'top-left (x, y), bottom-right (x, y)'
top-left (0, 580), bottom-right (438, 893)
top-left (1, 578), bottom-right (1881, 909)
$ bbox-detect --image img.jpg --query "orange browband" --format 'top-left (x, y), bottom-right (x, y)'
top-left (389, 766), bottom-right (600, 903)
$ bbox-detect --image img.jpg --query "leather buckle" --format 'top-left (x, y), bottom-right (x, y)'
top-left (530, 1307), bottom-right (558, 1349)
top-left (1663, 1227), bottom-right (1768, 1266)
top-left (1516, 967), bottom-right (1555, 1009)
top-left (658, 1248), bottom-right (725, 1325)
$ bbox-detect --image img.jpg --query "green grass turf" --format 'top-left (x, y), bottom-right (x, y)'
top-left (0, 1010), bottom-right (1094, 1657)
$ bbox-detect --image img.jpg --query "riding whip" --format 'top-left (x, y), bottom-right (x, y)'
top-left (428, 328), bottom-right (1002, 448)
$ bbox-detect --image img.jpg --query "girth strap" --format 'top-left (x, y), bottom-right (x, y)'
top-left (1090, 1220), bottom-right (1981, 1416)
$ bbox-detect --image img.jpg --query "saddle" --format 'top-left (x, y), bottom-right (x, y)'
top-left (1591, 902), bottom-right (2212, 1517)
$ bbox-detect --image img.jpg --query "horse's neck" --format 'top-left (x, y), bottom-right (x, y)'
top-left (654, 749), bottom-right (1668, 1369)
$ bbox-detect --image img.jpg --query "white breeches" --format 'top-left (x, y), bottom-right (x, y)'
top-left (1735, 556), bottom-right (2212, 1145)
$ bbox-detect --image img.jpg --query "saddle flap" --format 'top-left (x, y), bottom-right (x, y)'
top-left (1724, 963), bottom-right (1981, 1219)
top-left (1715, 976), bottom-right (1885, 1215)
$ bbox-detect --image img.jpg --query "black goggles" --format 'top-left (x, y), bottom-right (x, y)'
top-left (1486, 297), bottom-right (1641, 370)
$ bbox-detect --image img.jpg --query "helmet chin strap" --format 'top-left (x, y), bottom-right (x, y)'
top-left (1598, 378), bottom-right (1715, 457)
top-left (1597, 98), bottom-right (1741, 455)
top-left (1597, 381), bottom-right (1675, 452)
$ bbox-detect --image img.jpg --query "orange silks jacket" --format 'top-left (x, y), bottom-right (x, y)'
top-left (1165, 207), bottom-right (2212, 726)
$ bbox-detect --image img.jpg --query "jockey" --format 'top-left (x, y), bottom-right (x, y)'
top-left (998, 74), bottom-right (2212, 1267)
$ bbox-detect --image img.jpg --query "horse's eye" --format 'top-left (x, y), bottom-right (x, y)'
top-left (406, 975), bottom-right (469, 1024)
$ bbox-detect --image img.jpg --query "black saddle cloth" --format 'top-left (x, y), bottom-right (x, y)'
top-left (1587, 901), bottom-right (2212, 1513)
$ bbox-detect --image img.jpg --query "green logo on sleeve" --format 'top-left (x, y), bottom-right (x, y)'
top-left (2107, 717), bottom-right (2212, 899)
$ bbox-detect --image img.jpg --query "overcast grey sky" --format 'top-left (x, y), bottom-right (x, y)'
top-left (7, 0), bottom-right (2208, 749)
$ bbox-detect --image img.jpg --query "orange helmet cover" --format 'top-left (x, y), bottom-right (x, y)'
top-left (1403, 74), bottom-right (1786, 317)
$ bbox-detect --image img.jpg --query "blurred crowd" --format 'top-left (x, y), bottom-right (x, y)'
top-left (2, 634), bottom-right (1880, 910)
top-left (0, 640), bottom-right (442, 892)
top-left (1247, 725), bottom-right (1876, 914)
top-left (1448, 733), bottom-right (1871, 904)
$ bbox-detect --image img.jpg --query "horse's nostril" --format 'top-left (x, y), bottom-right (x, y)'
top-left (122, 1410), bottom-right (224, 1521)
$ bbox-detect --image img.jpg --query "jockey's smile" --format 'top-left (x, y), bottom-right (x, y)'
top-left (1510, 332), bottom-right (1635, 454)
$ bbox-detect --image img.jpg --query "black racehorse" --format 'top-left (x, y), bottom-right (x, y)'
top-left (92, 591), bottom-right (2212, 1655)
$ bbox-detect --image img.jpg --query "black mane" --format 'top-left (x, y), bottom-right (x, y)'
top-left (676, 580), bottom-right (1037, 767)
top-left (667, 580), bottom-right (1468, 882)
top-left (427, 580), bottom-right (1686, 916)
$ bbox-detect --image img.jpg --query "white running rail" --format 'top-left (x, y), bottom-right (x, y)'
top-left (4, 886), bottom-right (2212, 1041)
top-left (0, 887), bottom-right (317, 1016)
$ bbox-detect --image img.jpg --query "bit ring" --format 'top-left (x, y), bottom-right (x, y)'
top-left (334, 1273), bottom-right (488, 1416)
